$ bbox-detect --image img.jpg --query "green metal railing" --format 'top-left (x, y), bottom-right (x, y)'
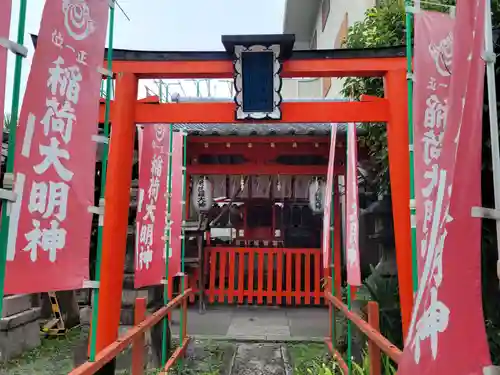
top-left (404, 0), bottom-right (418, 293)
top-left (0, 0), bottom-right (28, 317)
top-left (88, 2), bottom-right (116, 362)
top-left (161, 123), bottom-right (174, 366)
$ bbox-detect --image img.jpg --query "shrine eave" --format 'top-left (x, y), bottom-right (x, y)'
top-left (30, 34), bottom-right (406, 62)
top-left (168, 123), bottom-right (365, 137)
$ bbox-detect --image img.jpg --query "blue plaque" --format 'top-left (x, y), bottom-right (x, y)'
top-left (241, 51), bottom-right (274, 113)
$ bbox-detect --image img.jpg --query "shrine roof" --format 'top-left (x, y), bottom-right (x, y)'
top-left (30, 34), bottom-right (406, 61)
top-left (169, 123), bottom-right (366, 136)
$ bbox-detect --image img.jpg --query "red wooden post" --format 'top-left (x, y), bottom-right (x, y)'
top-left (181, 294), bottom-right (188, 340)
top-left (132, 297), bottom-right (147, 375)
top-left (367, 301), bottom-right (382, 375)
top-left (385, 69), bottom-right (413, 338)
top-left (94, 72), bottom-right (138, 356)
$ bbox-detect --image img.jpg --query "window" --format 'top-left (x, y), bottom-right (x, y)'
top-left (322, 0), bottom-right (331, 31)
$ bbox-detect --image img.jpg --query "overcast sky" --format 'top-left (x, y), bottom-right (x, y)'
top-left (4, 0), bottom-right (286, 112)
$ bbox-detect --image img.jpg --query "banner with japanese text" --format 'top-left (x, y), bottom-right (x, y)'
top-left (399, 1), bottom-right (492, 373)
top-left (0, 0), bottom-right (11, 130)
top-left (167, 131), bottom-right (183, 278)
top-left (135, 124), bottom-right (170, 288)
top-left (413, 10), bottom-right (454, 278)
top-left (322, 124), bottom-right (338, 269)
top-left (346, 124), bottom-right (361, 286)
top-left (5, 0), bottom-right (109, 293)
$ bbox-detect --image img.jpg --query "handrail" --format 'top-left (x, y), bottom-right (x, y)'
top-left (69, 288), bottom-right (193, 375)
top-left (324, 291), bottom-right (402, 364)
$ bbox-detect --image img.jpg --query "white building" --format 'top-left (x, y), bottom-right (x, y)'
top-left (282, 0), bottom-right (376, 98)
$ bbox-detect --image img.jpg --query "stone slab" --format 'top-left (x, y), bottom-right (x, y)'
top-left (0, 319), bottom-right (41, 362)
top-left (0, 307), bottom-right (41, 331)
top-left (231, 343), bottom-right (285, 375)
top-left (2, 294), bottom-right (31, 318)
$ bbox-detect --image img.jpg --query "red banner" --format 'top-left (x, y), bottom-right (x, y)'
top-left (135, 125), bottom-right (170, 288)
top-left (322, 124), bottom-right (338, 269)
top-left (414, 10), bottom-right (454, 278)
top-left (399, 2), bottom-right (492, 373)
top-left (0, 0), bottom-right (11, 128)
top-left (167, 131), bottom-right (183, 278)
top-left (346, 124), bottom-right (361, 286)
top-left (5, 0), bottom-right (109, 293)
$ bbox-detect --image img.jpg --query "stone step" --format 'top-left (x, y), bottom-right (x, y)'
top-left (2, 294), bottom-right (32, 318)
top-left (0, 307), bottom-right (41, 362)
top-left (229, 343), bottom-right (288, 375)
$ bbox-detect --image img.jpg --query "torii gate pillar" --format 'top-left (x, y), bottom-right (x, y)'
top-left (92, 72), bottom-right (138, 372)
top-left (385, 69), bottom-right (413, 339)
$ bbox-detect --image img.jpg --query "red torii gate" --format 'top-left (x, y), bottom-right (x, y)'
top-left (92, 44), bottom-right (413, 356)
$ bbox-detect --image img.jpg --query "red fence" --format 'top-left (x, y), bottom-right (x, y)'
top-left (193, 247), bottom-right (324, 306)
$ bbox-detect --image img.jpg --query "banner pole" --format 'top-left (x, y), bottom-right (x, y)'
top-left (345, 135), bottom-right (352, 375)
top-left (404, 0), bottom-right (419, 293)
top-left (0, 0), bottom-right (28, 316)
top-left (177, 129), bottom-right (188, 371)
top-left (161, 124), bottom-right (174, 366)
top-left (484, 0), bottom-right (500, 284)
top-left (329, 179), bottom-right (336, 352)
top-left (89, 1), bottom-right (116, 362)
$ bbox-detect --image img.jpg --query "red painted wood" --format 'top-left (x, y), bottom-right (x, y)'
top-left (314, 252), bottom-right (322, 304)
top-left (208, 250), bottom-right (216, 303)
top-left (203, 248), bottom-right (323, 306)
top-left (276, 252), bottom-right (283, 303)
top-left (248, 249), bottom-right (255, 304)
top-left (132, 298), bottom-right (146, 375)
top-left (219, 249), bottom-right (227, 303)
top-left (267, 251), bottom-right (274, 305)
top-left (286, 252), bottom-right (292, 305)
top-left (228, 251), bottom-right (236, 303)
top-left (295, 252), bottom-right (301, 304)
top-left (257, 251), bottom-right (264, 304)
top-left (304, 252), bottom-right (311, 305)
top-left (238, 250), bottom-right (245, 304)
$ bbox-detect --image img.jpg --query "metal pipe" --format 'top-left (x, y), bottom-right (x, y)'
top-left (484, 0), bottom-right (500, 285)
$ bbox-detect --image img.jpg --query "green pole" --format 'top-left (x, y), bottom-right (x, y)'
top-left (161, 124), bottom-right (174, 366)
top-left (0, 0), bottom-right (28, 316)
top-left (405, 0), bottom-right (418, 293)
top-left (89, 2), bottom-right (115, 362)
top-left (177, 130), bottom-right (188, 371)
top-left (347, 286), bottom-right (352, 374)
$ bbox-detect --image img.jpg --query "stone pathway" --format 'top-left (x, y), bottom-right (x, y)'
top-left (170, 306), bottom-right (328, 342)
top-left (229, 343), bottom-right (290, 375)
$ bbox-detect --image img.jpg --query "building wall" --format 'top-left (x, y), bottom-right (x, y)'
top-left (282, 0), bottom-right (375, 100)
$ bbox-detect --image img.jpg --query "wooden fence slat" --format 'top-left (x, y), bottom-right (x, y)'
top-left (208, 249), bottom-right (217, 303)
top-left (276, 251), bottom-right (283, 304)
top-left (132, 298), bottom-right (147, 375)
top-left (219, 249), bottom-right (227, 303)
top-left (314, 252), bottom-right (322, 304)
top-left (367, 301), bottom-right (382, 375)
top-left (304, 251), bottom-right (311, 305)
top-left (248, 249), bottom-right (255, 304)
top-left (294, 252), bottom-right (301, 304)
top-left (228, 250), bottom-right (236, 303)
top-left (267, 251), bottom-right (274, 305)
top-left (238, 250), bottom-right (245, 304)
top-left (257, 251), bottom-right (264, 304)
top-left (286, 251), bottom-right (292, 305)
